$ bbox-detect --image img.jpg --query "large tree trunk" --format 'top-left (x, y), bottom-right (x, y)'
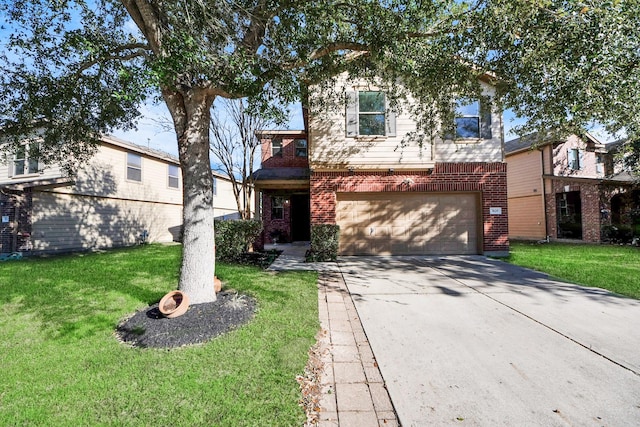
top-left (164, 88), bottom-right (217, 304)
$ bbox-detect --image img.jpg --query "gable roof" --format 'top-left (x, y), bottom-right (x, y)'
top-left (505, 132), bottom-right (605, 155)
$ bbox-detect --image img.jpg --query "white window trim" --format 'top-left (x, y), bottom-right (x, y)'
top-left (168, 164), bottom-right (180, 189)
top-left (9, 142), bottom-right (40, 178)
top-left (126, 152), bottom-right (143, 182)
top-left (450, 98), bottom-right (493, 143)
top-left (294, 138), bottom-right (308, 157)
top-left (346, 90), bottom-right (396, 138)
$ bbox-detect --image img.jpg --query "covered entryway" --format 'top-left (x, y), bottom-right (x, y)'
top-left (290, 193), bottom-right (310, 241)
top-left (336, 192), bottom-right (480, 255)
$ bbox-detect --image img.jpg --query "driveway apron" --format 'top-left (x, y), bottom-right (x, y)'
top-left (339, 256), bottom-right (640, 426)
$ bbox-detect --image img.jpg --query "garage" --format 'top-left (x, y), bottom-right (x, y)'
top-left (336, 192), bottom-right (480, 255)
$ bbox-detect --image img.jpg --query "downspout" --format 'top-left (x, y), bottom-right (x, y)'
top-left (539, 146), bottom-right (549, 240)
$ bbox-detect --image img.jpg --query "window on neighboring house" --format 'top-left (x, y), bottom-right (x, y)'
top-left (596, 154), bottom-right (604, 174)
top-left (272, 139), bottom-right (282, 157)
top-left (294, 139), bottom-right (308, 157)
top-left (346, 90), bottom-right (396, 137)
top-left (568, 148), bottom-right (581, 170)
top-left (11, 144), bottom-right (39, 176)
top-left (271, 196), bottom-right (284, 220)
top-left (212, 176), bottom-right (217, 196)
top-left (168, 164), bottom-right (180, 188)
top-left (127, 153), bottom-right (142, 181)
top-left (453, 99), bottom-right (492, 140)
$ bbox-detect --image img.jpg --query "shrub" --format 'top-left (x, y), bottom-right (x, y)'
top-left (306, 224), bottom-right (340, 262)
top-left (215, 219), bottom-right (263, 262)
top-left (602, 224), bottom-right (634, 243)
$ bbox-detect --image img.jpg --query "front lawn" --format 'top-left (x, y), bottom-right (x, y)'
top-left (506, 241), bottom-right (640, 299)
top-left (0, 244), bottom-right (318, 426)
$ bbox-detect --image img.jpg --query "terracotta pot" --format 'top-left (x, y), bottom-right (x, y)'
top-left (214, 276), bottom-right (222, 293)
top-left (158, 290), bottom-right (190, 318)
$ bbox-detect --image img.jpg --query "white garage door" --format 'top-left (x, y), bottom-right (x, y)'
top-left (336, 192), bottom-right (480, 255)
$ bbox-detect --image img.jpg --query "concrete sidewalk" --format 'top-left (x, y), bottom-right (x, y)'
top-left (268, 244), bottom-right (398, 426)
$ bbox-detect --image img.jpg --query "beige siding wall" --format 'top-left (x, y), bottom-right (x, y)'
top-left (507, 150), bottom-right (543, 198)
top-left (31, 191), bottom-right (182, 252)
top-left (54, 143), bottom-right (183, 205)
top-left (309, 78), bottom-right (502, 170)
top-left (507, 195), bottom-right (546, 240)
top-left (213, 175), bottom-right (247, 219)
top-left (506, 149), bottom-right (546, 240)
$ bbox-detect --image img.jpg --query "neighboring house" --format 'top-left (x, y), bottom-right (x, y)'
top-left (505, 133), bottom-right (639, 242)
top-left (211, 170), bottom-right (255, 220)
top-left (254, 77), bottom-right (508, 256)
top-left (0, 134), bottom-right (243, 254)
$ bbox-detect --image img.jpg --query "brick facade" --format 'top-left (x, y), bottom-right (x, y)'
top-left (545, 179), bottom-right (636, 243)
top-left (0, 189), bottom-right (33, 253)
top-left (310, 163), bottom-right (509, 255)
top-left (260, 190), bottom-right (293, 244)
top-left (260, 136), bottom-right (309, 169)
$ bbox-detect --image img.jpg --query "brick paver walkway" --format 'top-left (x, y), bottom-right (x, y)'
top-left (316, 273), bottom-right (398, 427)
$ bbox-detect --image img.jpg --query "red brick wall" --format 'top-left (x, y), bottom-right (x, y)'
top-left (545, 181), bottom-right (602, 242)
top-left (0, 190), bottom-right (32, 253)
top-left (260, 191), bottom-right (293, 244)
top-left (310, 163), bottom-right (509, 254)
top-left (260, 136), bottom-right (309, 169)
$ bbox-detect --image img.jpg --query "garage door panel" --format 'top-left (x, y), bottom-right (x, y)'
top-left (336, 192), bottom-right (479, 256)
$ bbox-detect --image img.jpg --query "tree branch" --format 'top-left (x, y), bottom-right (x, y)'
top-left (74, 43), bottom-right (149, 76)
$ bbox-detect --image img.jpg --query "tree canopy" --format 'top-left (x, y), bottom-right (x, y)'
top-left (1, 0), bottom-right (639, 302)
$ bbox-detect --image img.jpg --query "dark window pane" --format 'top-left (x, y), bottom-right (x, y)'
top-left (294, 139), bottom-right (307, 157)
top-left (27, 159), bottom-right (38, 174)
top-left (272, 139), bottom-right (282, 157)
top-left (359, 114), bottom-right (386, 135)
top-left (359, 92), bottom-right (385, 112)
top-left (455, 117), bottom-right (480, 138)
top-left (127, 167), bottom-right (142, 181)
top-left (13, 159), bottom-right (25, 175)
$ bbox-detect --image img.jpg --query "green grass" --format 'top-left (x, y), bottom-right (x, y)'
top-left (506, 241), bottom-right (640, 299)
top-left (0, 244), bottom-right (318, 426)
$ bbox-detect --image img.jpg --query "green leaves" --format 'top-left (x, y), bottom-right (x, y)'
top-left (2, 0), bottom-right (640, 172)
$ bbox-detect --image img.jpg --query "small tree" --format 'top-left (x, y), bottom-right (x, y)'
top-left (209, 99), bottom-right (280, 220)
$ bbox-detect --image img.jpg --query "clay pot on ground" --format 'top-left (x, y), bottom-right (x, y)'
top-left (214, 276), bottom-right (222, 293)
top-left (158, 290), bottom-right (190, 318)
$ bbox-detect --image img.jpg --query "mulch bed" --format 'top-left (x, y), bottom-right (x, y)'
top-left (116, 291), bottom-right (256, 349)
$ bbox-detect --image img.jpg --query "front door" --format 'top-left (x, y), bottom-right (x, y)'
top-left (290, 193), bottom-right (311, 241)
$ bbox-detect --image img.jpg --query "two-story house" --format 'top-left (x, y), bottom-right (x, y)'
top-left (254, 77), bottom-right (508, 256)
top-left (1, 134), bottom-right (245, 254)
top-left (505, 133), bottom-right (639, 242)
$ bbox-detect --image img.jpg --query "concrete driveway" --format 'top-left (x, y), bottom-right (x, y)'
top-left (339, 256), bottom-right (640, 426)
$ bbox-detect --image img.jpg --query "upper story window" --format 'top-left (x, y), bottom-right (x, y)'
top-left (568, 148), bottom-right (582, 170)
top-left (127, 153), bottom-right (142, 182)
top-left (294, 139), bottom-right (308, 157)
top-left (272, 139), bottom-right (283, 157)
top-left (452, 99), bottom-right (492, 140)
top-left (168, 164), bottom-right (180, 188)
top-left (596, 154), bottom-right (604, 174)
top-left (212, 176), bottom-right (217, 196)
top-left (346, 91), bottom-right (396, 137)
top-left (455, 100), bottom-right (481, 139)
top-left (10, 143), bottom-right (39, 177)
top-left (358, 91), bottom-right (386, 135)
